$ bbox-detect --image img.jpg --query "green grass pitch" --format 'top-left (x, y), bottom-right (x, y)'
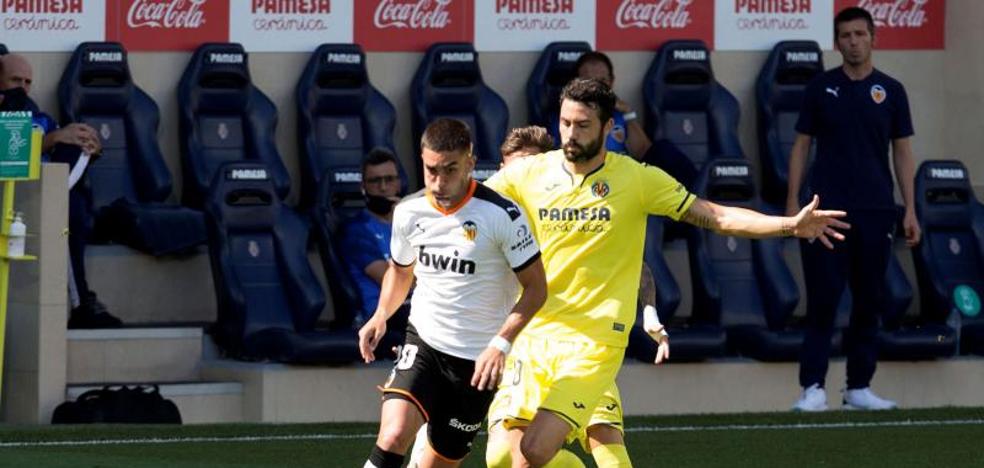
top-left (1, 407), bottom-right (982, 467)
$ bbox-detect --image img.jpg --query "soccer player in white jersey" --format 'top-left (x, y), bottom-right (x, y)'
top-left (359, 118), bottom-right (547, 468)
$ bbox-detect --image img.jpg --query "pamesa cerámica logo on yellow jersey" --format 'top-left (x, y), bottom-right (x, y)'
top-left (536, 204), bottom-right (612, 235)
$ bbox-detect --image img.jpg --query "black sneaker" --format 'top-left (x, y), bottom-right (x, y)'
top-left (68, 295), bottom-right (122, 329)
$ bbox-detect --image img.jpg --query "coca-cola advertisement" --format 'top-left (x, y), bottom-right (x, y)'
top-left (229, 0), bottom-right (353, 51)
top-left (596, 0), bottom-right (714, 51)
top-left (0, 0), bottom-right (106, 51)
top-left (106, 0), bottom-right (230, 51)
top-left (473, 0), bottom-right (595, 51)
top-left (355, 0), bottom-right (473, 51)
top-left (835, 0), bottom-right (944, 49)
top-left (715, 0), bottom-right (833, 51)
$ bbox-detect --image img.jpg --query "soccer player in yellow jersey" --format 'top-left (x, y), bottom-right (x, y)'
top-left (483, 78), bottom-right (850, 468)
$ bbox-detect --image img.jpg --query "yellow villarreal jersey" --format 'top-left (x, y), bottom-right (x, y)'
top-left (485, 150), bottom-right (695, 347)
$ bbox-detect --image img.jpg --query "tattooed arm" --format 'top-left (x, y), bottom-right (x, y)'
top-left (638, 264), bottom-right (657, 309)
top-left (680, 195), bottom-right (851, 248)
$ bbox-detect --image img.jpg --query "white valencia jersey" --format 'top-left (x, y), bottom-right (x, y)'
top-left (391, 180), bottom-right (540, 360)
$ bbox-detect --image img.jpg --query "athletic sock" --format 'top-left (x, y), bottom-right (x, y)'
top-left (485, 436), bottom-right (512, 468)
top-left (592, 443), bottom-right (632, 467)
top-left (365, 445), bottom-right (405, 468)
top-left (542, 448), bottom-right (586, 468)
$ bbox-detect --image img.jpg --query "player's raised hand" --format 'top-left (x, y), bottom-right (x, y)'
top-left (643, 306), bottom-right (670, 365)
top-left (471, 346), bottom-right (506, 391)
top-left (790, 195), bottom-right (851, 249)
top-left (654, 335), bottom-right (670, 365)
top-left (358, 316), bottom-right (387, 364)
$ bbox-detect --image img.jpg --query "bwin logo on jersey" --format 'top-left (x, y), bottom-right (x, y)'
top-left (417, 246), bottom-right (476, 275)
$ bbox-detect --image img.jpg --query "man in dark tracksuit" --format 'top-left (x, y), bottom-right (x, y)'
top-left (787, 7), bottom-right (921, 411)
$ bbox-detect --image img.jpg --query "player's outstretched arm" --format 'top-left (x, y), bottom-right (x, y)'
top-left (358, 260), bottom-right (414, 363)
top-left (680, 194), bottom-right (850, 249)
top-left (471, 258), bottom-right (547, 391)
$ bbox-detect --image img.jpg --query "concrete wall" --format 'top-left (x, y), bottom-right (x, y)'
top-left (944, 0), bottom-right (984, 172)
top-left (19, 0), bottom-right (981, 200)
top-left (1, 164), bottom-right (69, 424)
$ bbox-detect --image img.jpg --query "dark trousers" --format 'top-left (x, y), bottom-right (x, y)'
top-left (51, 143), bottom-right (93, 300)
top-left (798, 210), bottom-right (896, 389)
top-left (68, 185), bottom-right (93, 299)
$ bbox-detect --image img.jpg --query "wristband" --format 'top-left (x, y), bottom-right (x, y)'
top-left (643, 305), bottom-right (669, 338)
top-left (489, 335), bottom-right (512, 354)
top-left (622, 111), bottom-right (638, 122)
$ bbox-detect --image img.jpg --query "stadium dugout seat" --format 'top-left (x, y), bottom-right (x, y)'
top-left (626, 215), bottom-right (720, 362)
top-left (756, 41), bottom-right (824, 207)
top-left (310, 176), bottom-right (365, 332)
top-left (178, 43), bottom-right (290, 208)
top-left (58, 42), bottom-right (205, 255)
top-left (203, 161), bottom-right (359, 364)
top-left (296, 43), bottom-right (406, 209)
top-left (411, 42), bottom-right (508, 183)
top-left (310, 174), bottom-right (407, 361)
top-left (912, 160), bottom-right (984, 355)
top-left (526, 41), bottom-right (592, 146)
top-left (643, 40), bottom-right (744, 170)
top-left (876, 250), bottom-right (958, 360)
top-left (685, 159), bottom-right (804, 361)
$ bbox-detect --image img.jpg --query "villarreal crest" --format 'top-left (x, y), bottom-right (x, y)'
top-left (591, 180), bottom-right (610, 198)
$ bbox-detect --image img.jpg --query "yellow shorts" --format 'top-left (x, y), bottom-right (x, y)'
top-left (575, 384), bottom-right (624, 448)
top-left (487, 334), bottom-right (624, 443)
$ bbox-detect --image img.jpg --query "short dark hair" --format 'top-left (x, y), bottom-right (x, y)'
top-left (421, 118), bottom-right (472, 155)
top-left (574, 51), bottom-right (614, 80)
top-left (835, 6), bottom-right (875, 37)
top-left (361, 147), bottom-right (399, 175)
top-left (500, 126), bottom-right (554, 157)
top-left (560, 78), bottom-right (616, 125)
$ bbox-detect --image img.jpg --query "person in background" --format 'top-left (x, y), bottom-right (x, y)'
top-left (0, 53), bottom-right (120, 329)
top-left (787, 6), bottom-right (920, 412)
top-left (338, 148), bottom-right (405, 328)
top-left (575, 51), bottom-right (698, 190)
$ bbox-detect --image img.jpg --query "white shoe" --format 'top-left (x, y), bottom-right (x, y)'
top-left (842, 387), bottom-right (897, 410)
top-left (792, 383), bottom-right (828, 412)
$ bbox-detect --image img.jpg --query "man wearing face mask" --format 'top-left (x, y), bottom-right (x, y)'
top-left (0, 53), bottom-right (120, 329)
top-left (338, 148), bottom-right (405, 327)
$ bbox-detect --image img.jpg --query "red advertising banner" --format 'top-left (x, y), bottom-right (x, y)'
top-left (596, 0), bottom-right (715, 51)
top-left (354, 0), bottom-right (473, 52)
top-left (835, 0), bottom-right (945, 49)
top-left (106, 0), bottom-right (230, 51)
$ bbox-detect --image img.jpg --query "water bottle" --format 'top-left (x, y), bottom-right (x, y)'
top-left (7, 212), bottom-right (25, 258)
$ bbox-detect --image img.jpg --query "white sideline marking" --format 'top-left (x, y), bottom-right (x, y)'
top-left (624, 418), bottom-right (984, 433)
top-left (0, 433), bottom-right (378, 448)
top-left (1, 419), bottom-right (983, 448)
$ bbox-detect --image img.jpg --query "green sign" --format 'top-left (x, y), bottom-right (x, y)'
top-left (954, 285), bottom-right (981, 317)
top-left (0, 111), bottom-right (34, 179)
